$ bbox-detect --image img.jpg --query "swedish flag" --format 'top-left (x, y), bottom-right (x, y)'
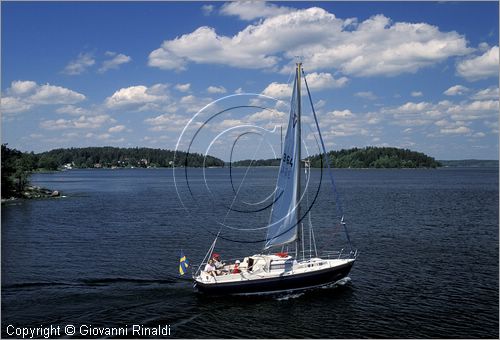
top-left (179, 250), bottom-right (189, 276)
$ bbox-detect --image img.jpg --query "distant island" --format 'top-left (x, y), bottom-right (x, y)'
top-left (233, 147), bottom-right (441, 168)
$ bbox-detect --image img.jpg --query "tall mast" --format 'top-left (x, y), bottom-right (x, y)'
top-left (296, 62), bottom-right (302, 259)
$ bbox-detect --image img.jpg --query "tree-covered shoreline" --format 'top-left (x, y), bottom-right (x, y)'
top-left (232, 147), bottom-right (441, 168)
top-left (309, 147), bottom-right (441, 168)
top-left (3, 145), bottom-right (494, 200)
top-left (35, 146), bottom-right (225, 170)
top-left (1, 145), bottom-right (225, 199)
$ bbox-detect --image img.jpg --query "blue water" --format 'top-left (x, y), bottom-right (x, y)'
top-left (2, 167), bottom-right (498, 338)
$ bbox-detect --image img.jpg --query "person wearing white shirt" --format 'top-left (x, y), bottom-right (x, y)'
top-left (204, 259), bottom-right (216, 277)
top-left (212, 254), bottom-right (226, 274)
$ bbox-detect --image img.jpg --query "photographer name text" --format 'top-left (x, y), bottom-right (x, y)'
top-left (6, 324), bottom-right (171, 338)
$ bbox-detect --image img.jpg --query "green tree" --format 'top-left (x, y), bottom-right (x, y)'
top-left (1, 144), bottom-right (35, 198)
top-left (38, 154), bottom-right (58, 170)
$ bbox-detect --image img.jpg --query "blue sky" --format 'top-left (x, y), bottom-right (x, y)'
top-left (2, 1), bottom-right (499, 160)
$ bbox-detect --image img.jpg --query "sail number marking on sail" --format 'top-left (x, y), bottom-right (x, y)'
top-left (282, 152), bottom-right (293, 168)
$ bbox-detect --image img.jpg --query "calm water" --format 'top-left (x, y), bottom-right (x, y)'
top-left (2, 167), bottom-right (498, 338)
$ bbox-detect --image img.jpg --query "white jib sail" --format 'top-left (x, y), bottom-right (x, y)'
top-left (265, 77), bottom-right (300, 249)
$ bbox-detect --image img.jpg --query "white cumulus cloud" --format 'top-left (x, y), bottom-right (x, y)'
top-left (247, 109), bottom-right (286, 122)
top-left (207, 85), bottom-right (227, 94)
top-left (40, 114), bottom-right (115, 130)
top-left (447, 100), bottom-right (499, 121)
top-left (329, 109), bottom-right (354, 118)
top-left (1, 80), bottom-right (86, 114)
top-left (262, 82), bottom-right (292, 99)
top-left (1, 96), bottom-right (33, 113)
top-left (63, 52), bottom-right (95, 75)
top-left (393, 102), bottom-right (431, 114)
top-left (304, 72), bottom-right (348, 89)
top-left (8, 80), bottom-right (38, 96)
top-left (440, 126), bottom-right (471, 135)
top-left (175, 83), bottom-right (191, 92)
top-left (98, 52), bottom-right (132, 73)
top-left (144, 113), bottom-right (191, 132)
top-left (444, 85), bottom-right (469, 96)
top-left (105, 84), bottom-right (169, 109)
top-left (471, 86), bottom-right (499, 100)
top-left (148, 7), bottom-right (471, 77)
top-left (56, 105), bottom-right (89, 116)
top-left (29, 84), bottom-right (86, 104)
top-left (456, 45), bottom-right (499, 81)
top-left (262, 72), bottom-right (346, 99)
top-left (220, 1), bottom-right (293, 20)
top-left (108, 125), bottom-right (126, 133)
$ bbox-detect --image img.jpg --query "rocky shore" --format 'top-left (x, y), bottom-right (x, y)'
top-left (1, 186), bottom-right (61, 203)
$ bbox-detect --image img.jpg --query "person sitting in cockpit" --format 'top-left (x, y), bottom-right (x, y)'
top-left (212, 253), bottom-right (225, 274)
top-left (232, 260), bottom-right (241, 274)
top-left (204, 259), bottom-right (216, 277)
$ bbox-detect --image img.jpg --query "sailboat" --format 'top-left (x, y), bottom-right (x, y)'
top-left (193, 63), bottom-right (357, 295)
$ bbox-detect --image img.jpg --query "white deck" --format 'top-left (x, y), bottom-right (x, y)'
top-left (194, 254), bottom-right (354, 285)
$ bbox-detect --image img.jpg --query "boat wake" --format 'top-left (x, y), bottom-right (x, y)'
top-left (275, 292), bottom-right (305, 301)
top-left (81, 277), bottom-right (177, 286)
top-left (273, 277), bottom-right (352, 300)
top-left (3, 277), bottom-right (180, 290)
top-left (334, 276), bottom-right (351, 286)
top-left (318, 276), bottom-right (352, 290)
top-left (2, 281), bottom-right (74, 289)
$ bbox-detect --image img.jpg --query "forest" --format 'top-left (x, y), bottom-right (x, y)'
top-left (20, 146), bottom-right (224, 170)
top-left (1, 145), bottom-right (224, 199)
top-left (232, 147), bottom-right (441, 168)
top-left (308, 147), bottom-right (441, 168)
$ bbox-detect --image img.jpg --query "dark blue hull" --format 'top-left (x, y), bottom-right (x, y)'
top-left (194, 261), bottom-right (354, 295)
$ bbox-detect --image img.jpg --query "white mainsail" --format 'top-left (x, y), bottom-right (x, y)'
top-left (265, 72), bottom-right (301, 249)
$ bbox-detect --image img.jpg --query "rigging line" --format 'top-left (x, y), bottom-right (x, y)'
top-left (196, 231), bottom-right (220, 276)
top-left (302, 68), bottom-right (354, 252)
top-left (311, 220), bottom-right (318, 257)
top-left (305, 160), bottom-right (314, 259)
top-left (301, 222), bottom-right (305, 260)
top-left (306, 126), bottom-right (321, 258)
top-left (308, 174), bottom-right (318, 257)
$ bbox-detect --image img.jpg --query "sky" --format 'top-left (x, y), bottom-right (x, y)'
top-left (1, 1), bottom-right (499, 161)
